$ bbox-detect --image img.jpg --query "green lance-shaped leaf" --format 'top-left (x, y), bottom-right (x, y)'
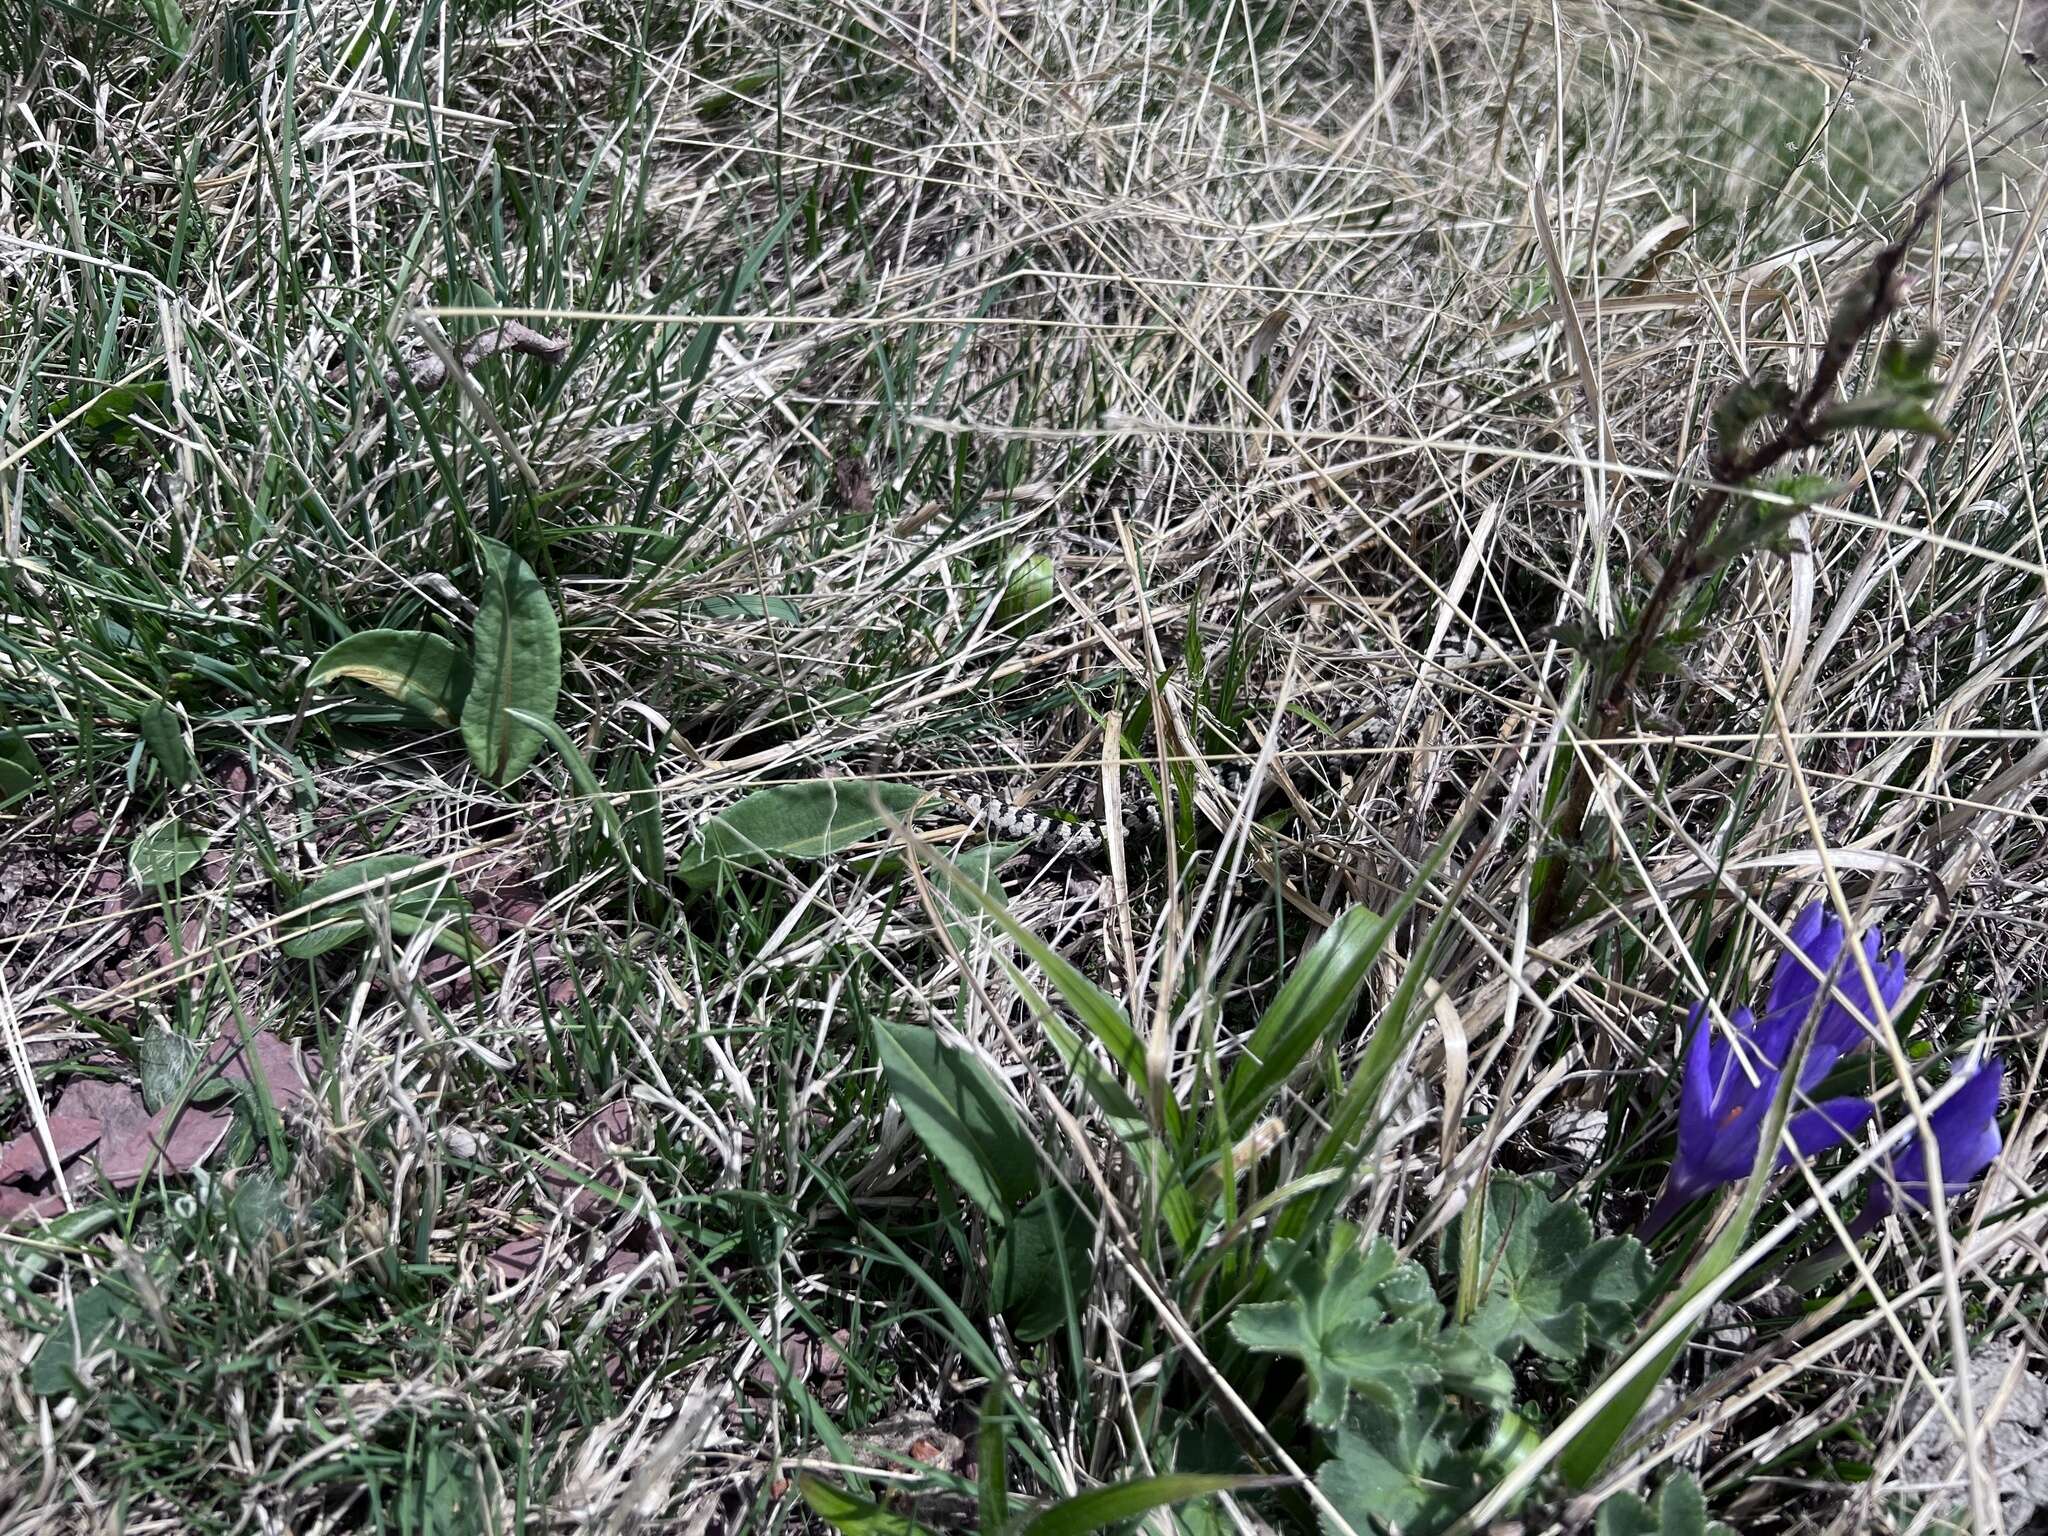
top-left (873, 1021), bottom-right (1039, 1220)
top-left (1010, 1474), bottom-right (1269, 1536)
top-left (1815, 333), bottom-right (1946, 440)
top-left (1223, 903), bottom-right (1395, 1128)
top-left (137, 698), bottom-right (194, 788)
top-left (676, 780), bottom-right (928, 889)
top-left (307, 629), bottom-right (473, 727)
top-left (138, 0), bottom-right (190, 53)
top-left (798, 1476), bottom-right (941, 1536)
top-left (277, 854), bottom-right (472, 961)
top-left (461, 539), bottom-right (562, 786)
top-left (0, 731), bottom-right (41, 807)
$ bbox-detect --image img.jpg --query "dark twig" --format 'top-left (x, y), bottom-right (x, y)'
top-left (1595, 168), bottom-right (1954, 723)
top-left (1533, 166), bottom-right (1959, 935)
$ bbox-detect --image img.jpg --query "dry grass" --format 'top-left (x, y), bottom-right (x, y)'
top-left (4, 0), bottom-right (2048, 1530)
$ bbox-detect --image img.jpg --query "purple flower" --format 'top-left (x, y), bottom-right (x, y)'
top-left (1642, 904), bottom-right (1902, 1237)
top-left (1854, 1056), bottom-right (2004, 1233)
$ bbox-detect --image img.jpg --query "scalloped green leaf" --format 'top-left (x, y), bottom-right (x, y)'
top-left (1596, 1471), bottom-right (1733, 1536)
top-left (1318, 1388), bottom-right (1489, 1536)
top-left (1454, 1175), bottom-right (1649, 1365)
top-left (1228, 1225), bottom-right (1441, 1428)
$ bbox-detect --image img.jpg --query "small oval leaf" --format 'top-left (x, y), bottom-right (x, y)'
top-left (308, 629), bottom-right (473, 728)
top-left (130, 816), bottom-right (213, 888)
top-left (137, 699), bottom-right (194, 788)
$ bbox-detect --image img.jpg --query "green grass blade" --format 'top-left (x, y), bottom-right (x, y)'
top-left (799, 1476), bottom-right (941, 1536)
top-left (1221, 903), bottom-right (1391, 1127)
top-left (1011, 1473), bottom-right (1267, 1536)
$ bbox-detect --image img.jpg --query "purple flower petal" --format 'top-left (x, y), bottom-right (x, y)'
top-left (1761, 903), bottom-right (1838, 1060)
top-left (1778, 1096), bottom-right (1876, 1165)
top-left (1891, 1057), bottom-right (2004, 1206)
top-left (1677, 1002), bottom-right (1717, 1181)
top-left (1658, 914), bottom-right (1915, 1235)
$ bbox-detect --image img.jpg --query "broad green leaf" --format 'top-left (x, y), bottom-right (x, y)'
top-left (137, 699), bottom-right (194, 789)
top-left (798, 1475), bottom-right (940, 1536)
top-left (341, 0), bottom-right (398, 68)
top-left (1013, 1474), bottom-right (1265, 1536)
top-left (992, 1188), bottom-right (1092, 1342)
top-left (226, 1171), bottom-right (292, 1245)
top-left (1224, 904), bottom-right (1393, 1126)
top-left (917, 839), bottom-right (1198, 1250)
top-left (678, 780), bottom-right (927, 889)
top-left (0, 731), bottom-right (40, 806)
top-left (1453, 1176), bottom-right (1648, 1364)
top-left (1815, 396), bottom-right (1945, 437)
top-left (130, 816), bottom-right (212, 888)
top-left (873, 1021), bottom-right (1039, 1219)
top-left (1318, 1389), bottom-right (1489, 1536)
top-left (927, 853), bottom-right (1167, 1136)
top-left (277, 854), bottom-right (469, 960)
top-left (1596, 1471), bottom-right (1732, 1536)
top-left (933, 839), bottom-right (1026, 949)
top-left (1227, 1226), bottom-right (1440, 1427)
top-left (307, 629), bottom-right (473, 728)
top-left (139, 1026), bottom-right (202, 1113)
top-left (993, 551), bottom-right (1056, 635)
top-left (49, 380), bottom-right (171, 435)
top-left (929, 845), bottom-right (1149, 1138)
top-left (2, 1207), bottom-right (116, 1299)
top-left (31, 1279), bottom-right (135, 1395)
top-left (461, 538), bottom-right (562, 786)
